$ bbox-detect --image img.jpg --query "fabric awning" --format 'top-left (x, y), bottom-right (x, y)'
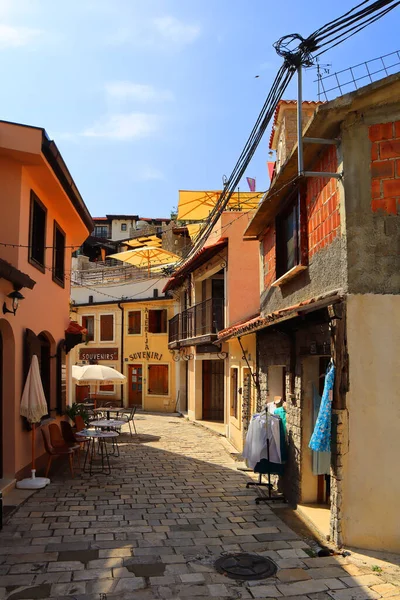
top-left (177, 190), bottom-right (264, 221)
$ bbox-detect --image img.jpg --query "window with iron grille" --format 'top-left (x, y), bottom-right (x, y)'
top-left (53, 222), bottom-right (65, 286)
top-left (148, 309), bottom-right (167, 333)
top-left (128, 311), bottom-right (141, 334)
top-left (230, 367), bottom-right (239, 418)
top-left (29, 191), bottom-right (47, 272)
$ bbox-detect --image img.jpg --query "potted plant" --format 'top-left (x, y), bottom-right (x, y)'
top-left (65, 403), bottom-right (90, 427)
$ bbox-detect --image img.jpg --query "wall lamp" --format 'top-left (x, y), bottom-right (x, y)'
top-left (3, 290), bottom-right (24, 316)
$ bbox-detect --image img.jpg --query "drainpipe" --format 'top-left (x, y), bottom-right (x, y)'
top-left (118, 302), bottom-right (124, 406)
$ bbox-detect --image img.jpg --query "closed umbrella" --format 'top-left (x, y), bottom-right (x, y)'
top-left (16, 355), bottom-right (51, 489)
top-left (109, 247), bottom-right (179, 275)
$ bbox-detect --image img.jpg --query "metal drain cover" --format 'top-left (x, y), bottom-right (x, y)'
top-left (214, 553), bottom-right (277, 580)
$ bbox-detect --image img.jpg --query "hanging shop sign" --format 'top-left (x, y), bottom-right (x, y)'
top-left (79, 348), bottom-right (119, 361)
top-left (127, 351), bottom-right (163, 361)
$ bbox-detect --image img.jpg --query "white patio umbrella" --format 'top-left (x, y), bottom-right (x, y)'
top-left (16, 355), bottom-right (51, 489)
top-left (72, 364), bottom-right (126, 386)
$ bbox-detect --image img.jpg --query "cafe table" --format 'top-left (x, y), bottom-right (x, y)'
top-left (93, 419), bottom-right (125, 456)
top-left (76, 429), bottom-right (119, 475)
top-left (93, 406), bottom-right (123, 420)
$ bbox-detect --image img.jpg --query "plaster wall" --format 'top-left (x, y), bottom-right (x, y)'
top-left (0, 153), bottom-right (90, 477)
top-left (71, 278), bottom-right (169, 305)
top-left (343, 294), bottom-right (400, 552)
top-left (342, 106), bottom-right (400, 294)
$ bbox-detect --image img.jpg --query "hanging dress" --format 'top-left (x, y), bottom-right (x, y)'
top-left (309, 362), bottom-right (335, 453)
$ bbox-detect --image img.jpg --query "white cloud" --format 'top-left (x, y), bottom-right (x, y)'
top-left (153, 16), bottom-right (201, 45)
top-left (82, 112), bottom-right (160, 141)
top-left (0, 23), bottom-right (41, 47)
top-left (105, 81), bottom-right (174, 103)
top-left (136, 166), bottom-right (165, 181)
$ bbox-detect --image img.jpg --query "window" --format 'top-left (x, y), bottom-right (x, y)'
top-left (100, 314), bottom-right (114, 341)
top-left (230, 368), bottom-right (239, 418)
top-left (121, 223), bottom-right (127, 231)
top-left (53, 222), bottom-right (65, 286)
top-left (148, 309), bottom-right (167, 333)
top-left (29, 191), bottom-right (47, 271)
top-left (128, 311), bottom-right (141, 335)
top-left (148, 364), bottom-right (168, 395)
top-left (94, 225), bottom-right (109, 238)
top-left (99, 364), bottom-right (115, 393)
top-left (276, 201), bottom-right (299, 277)
top-left (82, 316), bottom-right (94, 341)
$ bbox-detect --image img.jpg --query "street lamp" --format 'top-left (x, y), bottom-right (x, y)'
top-left (3, 290), bottom-right (24, 316)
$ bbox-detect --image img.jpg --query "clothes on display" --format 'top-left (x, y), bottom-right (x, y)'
top-left (311, 383), bottom-right (331, 475)
top-left (243, 411), bottom-right (282, 469)
top-left (309, 361), bottom-right (335, 453)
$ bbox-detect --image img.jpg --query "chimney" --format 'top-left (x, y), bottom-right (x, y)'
top-left (270, 101), bottom-right (322, 176)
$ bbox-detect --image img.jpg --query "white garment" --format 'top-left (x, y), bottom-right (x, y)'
top-left (267, 401), bottom-right (275, 415)
top-left (242, 411), bottom-right (282, 469)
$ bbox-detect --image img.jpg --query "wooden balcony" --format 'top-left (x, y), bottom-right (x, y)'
top-left (168, 298), bottom-right (224, 347)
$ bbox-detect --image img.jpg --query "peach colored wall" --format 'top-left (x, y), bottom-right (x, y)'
top-left (0, 144), bottom-right (90, 477)
top-left (220, 212), bottom-right (260, 326)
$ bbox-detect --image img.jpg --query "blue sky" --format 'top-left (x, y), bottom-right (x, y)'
top-left (1, 0), bottom-right (399, 218)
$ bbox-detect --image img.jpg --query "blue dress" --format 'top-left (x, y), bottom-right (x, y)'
top-left (309, 362), bottom-right (335, 453)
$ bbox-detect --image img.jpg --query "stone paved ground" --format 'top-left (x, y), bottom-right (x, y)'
top-left (1, 413), bottom-right (399, 600)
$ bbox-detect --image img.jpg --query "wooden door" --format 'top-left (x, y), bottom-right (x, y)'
top-left (76, 385), bottom-right (90, 402)
top-left (128, 364), bottom-right (143, 407)
top-left (202, 360), bottom-right (224, 421)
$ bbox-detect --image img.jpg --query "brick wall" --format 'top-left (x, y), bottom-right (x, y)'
top-left (369, 120), bottom-right (400, 214)
top-left (306, 145), bottom-right (340, 259)
top-left (261, 227), bottom-right (276, 287)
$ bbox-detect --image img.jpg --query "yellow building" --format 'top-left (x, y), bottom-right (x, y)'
top-left (70, 297), bottom-right (177, 412)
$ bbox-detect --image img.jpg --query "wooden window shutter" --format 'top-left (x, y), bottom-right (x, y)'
top-left (161, 310), bottom-right (167, 333)
top-left (100, 315), bottom-right (113, 341)
top-left (128, 311), bottom-right (141, 334)
top-left (148, 364), bottom-right (168, 395)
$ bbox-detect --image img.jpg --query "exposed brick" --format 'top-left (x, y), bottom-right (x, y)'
top-left (380, 139), bottom-right (400, 159)
top-left (383, 178), bottom-right (400, 197)
top-left (383, 198), bottom-right (397, 215)
top-left (368, 122), bottom-right (393, 142)
top-left (396, 159), bottom-right (400, 178)
top-left (395, 120), bottom-right (400, 138)
top-left (371, 160), bottom-right (395, 179)
top-left (371, 142), bottom-right (379, 161)
top-left (371, 179), bottom-right (381, 199)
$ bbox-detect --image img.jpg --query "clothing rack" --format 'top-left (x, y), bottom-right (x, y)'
top-left (245, 409), bottom-right (286, 504)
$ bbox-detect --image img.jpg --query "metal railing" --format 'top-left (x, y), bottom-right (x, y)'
top-left (168, 298), bottom-right (224, 344)
top-left (316, 50), bottom-right (400, 101)
top-left (72, 264), bottom-right (154, 286)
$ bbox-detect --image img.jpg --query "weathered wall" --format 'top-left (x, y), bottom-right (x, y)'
top-left (260, 146), bottom-right (347, 315)
top-left (343, 294), bottom-right (400, 552)
top-left (343, 108), bottom-right (400, 293)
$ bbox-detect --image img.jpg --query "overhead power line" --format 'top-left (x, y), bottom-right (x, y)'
top-left (173, 0), bottom-right (399, 271)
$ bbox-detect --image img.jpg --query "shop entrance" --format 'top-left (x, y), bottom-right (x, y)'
top-left (128, 364), bottom-right (143, 407)
top-left (202, 359), bottom-right (224, 421)
top-left (300, 355), bottom-right (331, 537)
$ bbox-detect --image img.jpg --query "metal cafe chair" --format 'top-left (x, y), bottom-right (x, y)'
top-left (117, 406), bottom-right (138, 437)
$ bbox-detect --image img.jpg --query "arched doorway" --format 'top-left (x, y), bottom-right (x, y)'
top-left (0, 318), bottom-right (16, 478)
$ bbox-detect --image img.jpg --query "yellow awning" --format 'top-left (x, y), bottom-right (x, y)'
top-left (186, 223), bottom-right (204, 241)
top-left (124, 235), bottom-right (162, 248)
top-left (109, 247), bottom-right (180, 274)
top-left (177, 190), bottom-right (264, 221)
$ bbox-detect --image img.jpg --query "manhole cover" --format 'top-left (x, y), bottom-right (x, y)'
top-left (214, 553), bottom-right (277, 580)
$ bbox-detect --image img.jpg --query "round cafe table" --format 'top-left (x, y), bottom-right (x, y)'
top-left (93, 419), bottom-right (126, 456)
top-left (76, 429), bottom-right (119, 475)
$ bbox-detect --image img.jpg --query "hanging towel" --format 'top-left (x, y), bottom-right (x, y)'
top-left (309, 362), bottom-right (335, 452)
top-left (311, 384), bottom-right (331, 475)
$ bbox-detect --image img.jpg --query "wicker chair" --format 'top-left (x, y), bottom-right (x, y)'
top-left (41, 426), bottom-right (79, 478)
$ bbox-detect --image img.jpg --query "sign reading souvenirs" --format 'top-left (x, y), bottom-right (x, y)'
top-left (79, 348), bottom-right (119, 361)
top-left (128, 351), bottom-right (163, 361)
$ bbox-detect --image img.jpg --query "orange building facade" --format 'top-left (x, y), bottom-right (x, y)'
top-left (0, 120), bottom-right (92, 483)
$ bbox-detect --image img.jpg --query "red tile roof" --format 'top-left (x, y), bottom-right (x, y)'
top-left (217, 289), bottom-right (344, 341)
top-left (163, 239), bottom-right (228, 293)
top-left (269, 100), bottom-right (324, 149)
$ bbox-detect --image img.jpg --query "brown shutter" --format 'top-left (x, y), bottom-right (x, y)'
top-left (128, 311), bottom-right (141, 334)
top-left (161, 310), bottom-right (167, 333)
top-left (148, 364), bottom-right (168, 395)
top-left (100, 315), bottom-right (113, 341)
top-left (24, 328), bottom-right (41, 383)
top-left (148, 310), bottom-right (156, 333)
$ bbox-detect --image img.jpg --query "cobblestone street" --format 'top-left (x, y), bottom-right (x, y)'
top-left (1, 413), bottom-right (399, 600)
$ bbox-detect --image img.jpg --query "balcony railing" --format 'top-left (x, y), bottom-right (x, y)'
top-left (168, 298), bottom-right (224, 344)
